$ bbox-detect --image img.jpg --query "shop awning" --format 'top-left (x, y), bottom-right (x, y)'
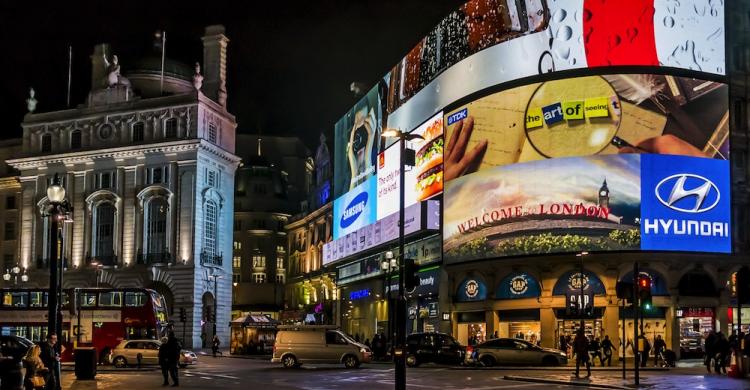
top-left (230, 315), bottom-right (279, 328)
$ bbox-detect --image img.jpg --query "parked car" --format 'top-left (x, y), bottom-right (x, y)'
top-left (466, 338), bottom-right (567, 367)
top-left (272, 326), bottom-right (371, 368)
top-left (108, 339), bottom-right (198, 368)
top-left (0, 335), bottom-right (33, 361)
top-left (405, 333), bottom-right (466, 367)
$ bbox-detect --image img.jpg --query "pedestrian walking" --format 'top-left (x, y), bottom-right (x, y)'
top-left (705, 330), bottom-right (717, 373)
top-left (212, 335), bottom-right (222, 357)
top-left (573, 329), bottom-right (591, 378)
top-left (588, 336), bottom-right (603, 367)
top-left (38, 333), bottom-right (60, 390)
top-left (158, 331), bottom-right (182, 387)
top-left (23, 345), bottom-right (49, 390)
top-left (714, 332), bottom-right (730, 374)
top-left (639, 335), bottom-right (651, 368)
top-left (600, 335), bottom-right (616, 367)
top-left (653, 335), bottom-right (666, 367)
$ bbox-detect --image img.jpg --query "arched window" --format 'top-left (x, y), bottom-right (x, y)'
top-left (132, 122), bottom-right (144, 142)
top-left (41, 134), bottom-right (52, 152)
top-left (145, 198), bottom-right (168, 258)
top-left (165, 118), bottom-right (177, 138)
top-left (93, 203), bottom-right (116, 265)
top-left (204, 201), bottom-right (218, 257)
top-left (70, 130), bottom-right (82, 150)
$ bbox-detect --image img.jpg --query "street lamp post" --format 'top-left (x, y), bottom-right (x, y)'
top-left (3, 264), bottom-right (28, 285)
top-left (381, 128), bottom-right (423, 390)
top-left (45, 174), bottom-right (71, 366)
top-left (381, 251), bottom-right (398, 349)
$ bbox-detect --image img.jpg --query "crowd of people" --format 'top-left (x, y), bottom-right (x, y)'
top-left (703, 330), bottom-right (750, 375)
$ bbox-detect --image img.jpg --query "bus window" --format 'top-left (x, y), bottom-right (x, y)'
top-left (125, 292), bottom-right (147, 307)
top-left (99, 291), bottom-right (123, 307)
top-left (3, 292), bottom-right (28, 307)
top-left (1, 326), bottom-right (29, 338)
top-left (30, 291), bottom-right (47, 307)
top-left (80, 292), bottom-right (97, 307)
top-left (28, 326), bottom-right (47, 343)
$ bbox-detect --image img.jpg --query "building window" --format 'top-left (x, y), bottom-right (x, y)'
top-left (232, 274), bottom-right (241, 283)
top-left (232, 256), bottom-right (241, 268)
top-left (208, 124), bottom-right (217, 143)
top-left (41, 134), bottom-right (52, 153)
top-left (233, 241), bottom-right (241, 251)
top-left (276, 245), bottom-right (284, 253)
top-left (132, 122), bottom-right (145, 142)
top-left (165, 118), bottom-right (178, 138)
top-left (253, 184), bottom-right (267, 195)
top-left (204, 201), bottom-right (218, 257)
top-left (252, 255), bottom-right (265, 269)
top-left (205, 169), bottom-right (220, 188)
top-left (233, 220), bottom-right (241, 231)
top-left (5, 196), bottom-right (16, 210)
top-left (93, 203), bottom-right (115, 264)
top-left (276, 256), bottom-right (284, 269)
top-left (254, 219), bottom-right (266, 229)
top-left (95, 171), bottom-right (115, 190)
top-left (145, 198), bottom-right (168, 256)
top-left (253, 273), bottom-right (266, 284)
top-left (147, 166), bottom-right (169, 185)
top-left (70, 130), bottom-right (82, 150)
top-left (275, 274), bottom-right (285, 284)
top-left (4, 223), bottom-right (14, 241)
top-left (2, 254), bottom-right (13, 272)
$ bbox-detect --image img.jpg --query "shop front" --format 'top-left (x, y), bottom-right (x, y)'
top-left (552, 269), bottom-right (607, 347)
top-left (454, 276), bottom-right (488, 345)
top-left (617, 268), bottom-right (670, 357)
top-left (229, 314), bottom-right (278, 355)
top-left (677, 307), bottom-right (715, 358)
top-left (494, 272), bottom-right (543, 344)
top-left (388, 266), bottom-right (442, 334)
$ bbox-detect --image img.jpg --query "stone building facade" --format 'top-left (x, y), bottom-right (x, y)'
top-left (5, 26), bottom-right (240, 349)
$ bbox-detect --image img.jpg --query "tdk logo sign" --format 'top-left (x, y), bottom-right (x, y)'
top-left (340, 191), bottom-right (368, 229)
top-left (655, 174), bottom-right (720, 213)
top-left (447, 108), bottom-right (468, 126)
top-left (640, 155), bottom-right (731, 253)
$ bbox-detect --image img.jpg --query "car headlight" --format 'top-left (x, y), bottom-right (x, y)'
top-left (360, 348), bottom-right (370, 354)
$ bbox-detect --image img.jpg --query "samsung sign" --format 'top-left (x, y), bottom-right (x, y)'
top-left (641, 155), bottom-right (731, 253)
top-left (333, 177), bottom-right (377, 239)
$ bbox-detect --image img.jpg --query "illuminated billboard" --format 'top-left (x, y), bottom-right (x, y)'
top-left (443, 73), bottom-right (730, 262)
top-left (329, 0), bottom-right (728, 260)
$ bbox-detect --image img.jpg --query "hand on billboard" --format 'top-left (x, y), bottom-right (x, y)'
top-left (618, 134), bottom-right (706, 157)
top-left (445, 117), bottom-right (488, 181)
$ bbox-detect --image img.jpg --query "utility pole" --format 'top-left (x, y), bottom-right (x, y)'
top-left (633, 262), bottom-right (639, 386)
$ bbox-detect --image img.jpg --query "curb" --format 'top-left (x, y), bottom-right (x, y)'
top-left (503, 375), bottom-right (632, 389)
top-left (452, 366), bottom-right (669, 371)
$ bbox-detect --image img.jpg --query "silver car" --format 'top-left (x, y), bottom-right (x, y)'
top-left (467, 338), bottom-right (567, 367)
top-left (109, 339), bottom-right (197, 368)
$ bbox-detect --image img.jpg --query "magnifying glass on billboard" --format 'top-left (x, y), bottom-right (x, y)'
top-left (523, 76), bottom-right (634, 159)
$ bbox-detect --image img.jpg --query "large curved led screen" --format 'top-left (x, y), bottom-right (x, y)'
top-left (329, 0), bottom-right (728, 263)
top-left (443, 73), bottom-right (729, 262)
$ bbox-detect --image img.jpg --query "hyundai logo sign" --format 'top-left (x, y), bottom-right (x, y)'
top-left (340, 191), bottom-right (368, 229)
top-left (655, 174), bottom-right (720, 213)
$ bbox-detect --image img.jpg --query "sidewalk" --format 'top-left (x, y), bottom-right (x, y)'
top-left (503, 368), bottom-right (750, 389)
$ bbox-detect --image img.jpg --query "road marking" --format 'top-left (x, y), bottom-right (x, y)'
top-left (188, 371), bottom-right (240, 379)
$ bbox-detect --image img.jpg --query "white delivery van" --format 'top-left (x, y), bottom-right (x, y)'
top-left (272, 325), bottom-right (372, 368)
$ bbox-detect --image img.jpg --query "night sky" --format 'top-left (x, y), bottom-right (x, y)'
top-left (0, 0), bottom-right (464, 150)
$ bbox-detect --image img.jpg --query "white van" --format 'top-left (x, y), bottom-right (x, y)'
top-left (272, 325), bottom-right (372, 368)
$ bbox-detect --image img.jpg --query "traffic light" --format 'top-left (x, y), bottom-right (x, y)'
top-left (638, 276), bottom-right (652, 310)
top-left (737, 267), bottom-right (750, 305)
top-left (404, 258), bottom-right (419, 292)
top-left (179, 307), bottom-right (187, 322)
top-left (615, 281), bottom-right (634, 304)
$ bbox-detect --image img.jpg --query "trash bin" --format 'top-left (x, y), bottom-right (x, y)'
top-left (74, 347), bottom-right (97, 380)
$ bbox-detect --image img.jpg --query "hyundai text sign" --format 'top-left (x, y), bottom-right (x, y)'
top-left (333, 176), bottom-right (377, 239)
top-left (641, 154), bottom-right (730, 253)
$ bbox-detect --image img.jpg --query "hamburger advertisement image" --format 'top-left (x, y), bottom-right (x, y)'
top-left (414, 113), bottom-right (444, 201)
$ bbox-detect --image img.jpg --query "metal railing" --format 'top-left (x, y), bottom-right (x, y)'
top-left (136, 252), bottom-right (172, 265)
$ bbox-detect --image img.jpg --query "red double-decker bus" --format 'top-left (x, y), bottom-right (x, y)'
top-left (0, 287), bottom-right (169, 362)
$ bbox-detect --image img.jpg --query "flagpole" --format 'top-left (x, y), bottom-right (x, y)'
top-left (160, 31), bottom-right (166, 95)
top-left (66, 46), bottom-right (72, 108)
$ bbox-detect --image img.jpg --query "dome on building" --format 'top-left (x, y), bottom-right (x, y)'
top-left (125, 55), bottom-right (195, 98)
